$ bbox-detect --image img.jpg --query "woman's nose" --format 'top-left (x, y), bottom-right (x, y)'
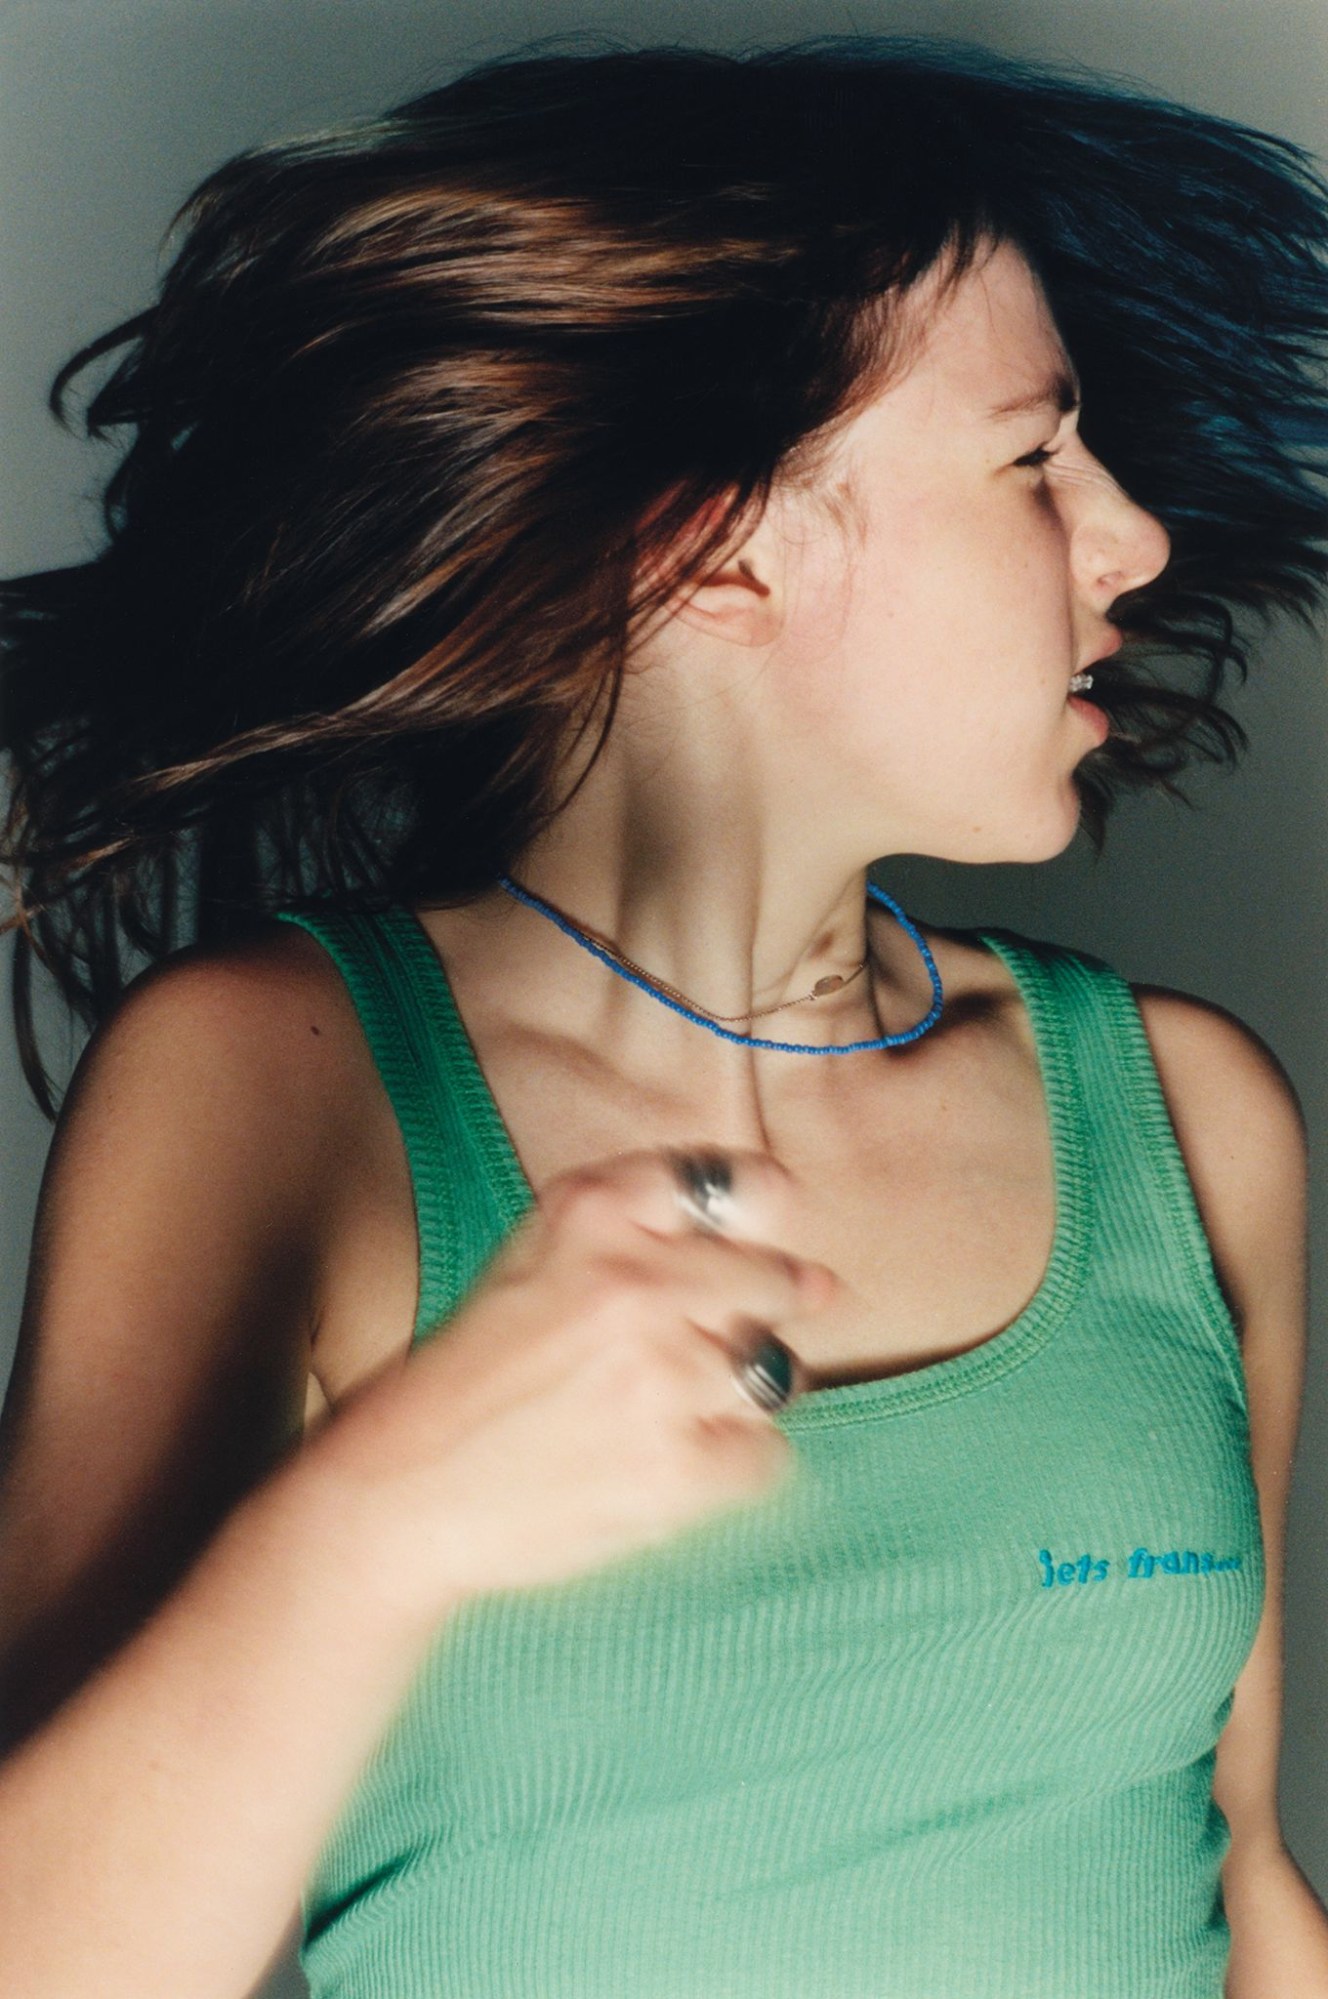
top-left (1073, 468), bottom-right (1171, 608)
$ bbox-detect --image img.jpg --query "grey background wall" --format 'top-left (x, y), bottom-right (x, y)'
top-left (3, 4), bottom-right (1325, 1994)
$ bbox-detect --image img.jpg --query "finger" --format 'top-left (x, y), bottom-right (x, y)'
top-left (691, 1318), bottom-right (809, 1415)
top-left (636, 1225), bottom-right (836, 1324)
top-left (644, 1315), bottom-right (808, 1423)
top-left (543, 1146), bottom-right (799, 1247)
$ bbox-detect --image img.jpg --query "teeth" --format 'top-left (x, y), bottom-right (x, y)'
top-left (1068, 671), bottom-right (1094, 695)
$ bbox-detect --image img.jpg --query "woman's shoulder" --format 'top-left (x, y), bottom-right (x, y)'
top-left (1131, 983), bottom-right (1306, 1310)
top-left (59, 920), bottom-right (411, 1331)
top-left (921, 924), bottom-right (1305, 1305)
top-left (27, 917), bottom-right (420, 1411)
top-left (1130, 983), bottom-right (1302, 1124)
top-left (921, 914), bottom-right (1304, 1135)
top-left (1125, 981), bottom-right (1305, 1193)
top-left (70, 916), bottom-right (379, 1156)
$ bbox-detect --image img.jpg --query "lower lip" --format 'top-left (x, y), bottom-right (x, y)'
top-left (1068, 694), bottom-right (1111, 744)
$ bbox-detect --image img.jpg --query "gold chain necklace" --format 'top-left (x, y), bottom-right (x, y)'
top-left (496, 874), bottom-right (945, 1056)
top-left (599, 939), bottom-right (870, 1021)
top-left (502, 877), bottom-right (870, 1020)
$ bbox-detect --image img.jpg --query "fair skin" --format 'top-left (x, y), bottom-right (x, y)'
top-left (0, 240), bottom-right (1322, 1997)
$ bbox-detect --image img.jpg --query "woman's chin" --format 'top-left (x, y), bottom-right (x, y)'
top-left (927, 803), bottom-right (1083, 867)
top-left (1018, 781), bottom-right (1088, 862)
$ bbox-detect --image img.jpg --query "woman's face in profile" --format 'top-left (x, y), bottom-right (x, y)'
top-left (755, 240), bottom-right (1173, 869)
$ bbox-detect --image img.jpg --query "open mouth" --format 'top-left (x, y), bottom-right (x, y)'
top-left (1070, 627), bottom-right (1125, 699)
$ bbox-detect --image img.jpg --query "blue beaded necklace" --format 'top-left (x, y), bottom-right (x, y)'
top-left (496, 874), bottom-right (943, 1054)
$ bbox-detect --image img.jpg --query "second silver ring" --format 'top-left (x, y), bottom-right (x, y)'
top-left (731, 1332), bottom-right (798, 1413)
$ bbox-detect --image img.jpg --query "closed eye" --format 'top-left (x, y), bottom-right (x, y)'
top-left (1014, 444), bottom-right (1059, 469)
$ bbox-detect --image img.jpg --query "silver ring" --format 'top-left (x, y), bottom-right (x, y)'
top-left (731, 1332), bottom-right (797, 1414)
top-left (670, 1150), bottom-right (736, 1232)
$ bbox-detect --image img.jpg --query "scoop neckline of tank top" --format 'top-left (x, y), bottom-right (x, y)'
top-left (395, 908), bottom-right (1092, 1430)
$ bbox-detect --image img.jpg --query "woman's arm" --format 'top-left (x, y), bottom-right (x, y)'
top-left (0, 938), bottom-right (437, 1997)
top-left (0, 1426), bottom-right (463, 1999)
top-left (0, 941), bottom-right (332, 1748)
top-left (0, 938), bottom-right (819, 1999)
top-left (1137, 988), bottom-right (1328, 1997)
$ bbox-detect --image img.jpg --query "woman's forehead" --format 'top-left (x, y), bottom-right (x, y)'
top-left (874, 243), bottom-right (1078, 437)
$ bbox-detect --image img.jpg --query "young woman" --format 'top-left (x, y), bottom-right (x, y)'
top-left (2, 37), bottom-right (1327, 1999)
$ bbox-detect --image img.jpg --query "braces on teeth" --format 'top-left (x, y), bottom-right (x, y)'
top-left (1068, 670), bottom-right (1094, 695)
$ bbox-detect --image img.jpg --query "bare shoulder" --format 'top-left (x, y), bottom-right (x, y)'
top-left (80, 916), bottom-right (367, 1103)
top-left (42, 920), bottom-right (380, 1246)
top-left (920, 929), bottom-right (1305, 1180)
top-left (0, 918), bottom-right (415, 1736)
top-left (1132, 985), bottom-right (1306, 1322)
top-left (63, 916), bottom-right (415, 1358)
top-left (15, 914), bottom-right (413, 1443)
top-left (1132, 985), bottom-right (1305, 1170)
top-left (920, 931), bottom-right (1307, 1323)
top-left (19, 916), bottom-right (396, 1379)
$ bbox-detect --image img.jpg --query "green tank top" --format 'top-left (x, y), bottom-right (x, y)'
top-left (276, 905), bottom-right (1264, 1999)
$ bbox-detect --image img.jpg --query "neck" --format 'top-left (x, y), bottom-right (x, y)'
top-left (526, 742), bottom-right (869, 1015)
top-left (514, 841), bottom-right (871, 1030)
top-left (484, 686), bottom-right (929, 1067)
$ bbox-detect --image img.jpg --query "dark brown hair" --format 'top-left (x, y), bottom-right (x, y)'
top-left (5, 35), bottom-right (1328, 1114)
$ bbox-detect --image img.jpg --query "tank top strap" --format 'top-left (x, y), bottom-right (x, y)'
top-left (977, 927), bottom-right (1248, 1412)
top-left (275, 904), bottom-right (532, 1338)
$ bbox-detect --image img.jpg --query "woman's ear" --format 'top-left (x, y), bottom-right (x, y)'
top-left (665, 517), bottom-right (785, 648)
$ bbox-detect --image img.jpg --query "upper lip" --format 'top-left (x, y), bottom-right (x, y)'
top-left (1076, 628), bottom-right (1124, 676)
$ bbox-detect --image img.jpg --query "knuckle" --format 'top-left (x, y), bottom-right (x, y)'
top-left (651, 1329), bottom-right (716, 1404)
top-left (631, 1328), bottom-right (710, 1414)
top-left (581, 1249), bottom-right (663, 1323)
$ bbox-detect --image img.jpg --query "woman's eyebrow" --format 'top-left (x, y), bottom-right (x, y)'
top-left (987, 366), bottom-right (1082, 421)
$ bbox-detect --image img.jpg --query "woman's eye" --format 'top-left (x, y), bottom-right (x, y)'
top-left (1014, 444), bottom-right (1059, 470)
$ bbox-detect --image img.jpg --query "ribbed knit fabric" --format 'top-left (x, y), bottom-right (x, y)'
top-left (276, 906), bottom-right (1264, 1999)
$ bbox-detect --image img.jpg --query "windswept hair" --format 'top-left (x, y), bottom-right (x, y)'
top-left (4, 34), bottom-right (1328, 1113)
